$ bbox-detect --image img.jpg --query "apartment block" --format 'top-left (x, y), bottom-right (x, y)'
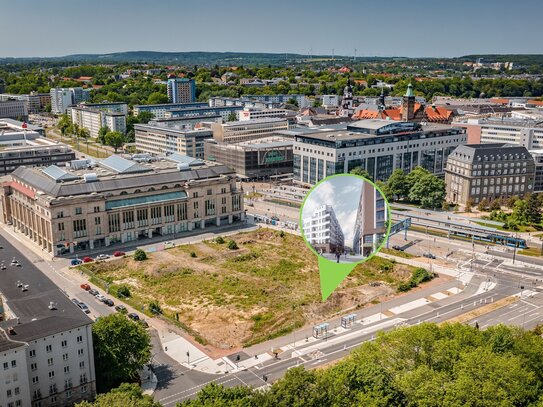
top-left (303, 204), bottom-right (344, 254)
top-left (211, 118), bottom-right (289, 143)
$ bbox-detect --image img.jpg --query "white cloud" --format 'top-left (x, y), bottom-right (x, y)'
top-left (302, 181), bottom-right (336, 219)
top-left (335, 209), bottom-right (358, 247)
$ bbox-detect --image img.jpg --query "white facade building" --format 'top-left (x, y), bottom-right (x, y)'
top-left (303, 204), bottom-right (344, 254)
top-left (238, 107), bottom-right (292, 121)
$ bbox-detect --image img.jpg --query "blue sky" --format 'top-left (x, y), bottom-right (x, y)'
top-left (302, 176), bottom-right (364, 246)
top-left (1, 0), bottom-right (542, 58)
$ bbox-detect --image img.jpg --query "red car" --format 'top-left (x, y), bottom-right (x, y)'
top-left (113, 251), bottom-right (125, 257)
top-left (82, 256), bottom-right (93, 263)
top-left (80, 283), bottom-right (91, 291)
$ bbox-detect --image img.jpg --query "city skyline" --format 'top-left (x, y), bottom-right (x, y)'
top-left (1, 0), bottom-right (542, 58)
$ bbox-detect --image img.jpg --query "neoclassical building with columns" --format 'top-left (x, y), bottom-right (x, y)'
top-left (0, 154), bottom-right (244, 255)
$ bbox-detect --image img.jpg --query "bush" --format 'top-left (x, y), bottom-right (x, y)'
top-left (279, 230), bottom-right (285, 238)
top-left (398, 268), bottom-right (435, 292)
top-left (215, 236), bottom-right (225, 244)
top-left (190, 251), bottom-right (197, 258)
top-left (227, 240), bottom-right (239, 250)
top-left (149, 300), bottom-right (162, 315)
top-left (116, 285), bottom-right (131, 298)
top-left (134, 249), bottom-right (147, 261)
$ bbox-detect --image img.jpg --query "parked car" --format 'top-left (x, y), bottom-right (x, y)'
top-left (88, 289), bottom-right (99, 296)
top-left (113, 251), bottom-right (125, 257)
top-left (423, 252), bottom-right (436, 259)
top-left (95, 294), bottom-right (107, 302)
top-left (71, 259), bottom-right (82, 266)
top-left (80, 283), bottom-right (91, 291)
top-left (77, 302), bottom-right (90, 314)
top-left (82, 256), bottom-right (93, 263)
top-left (127, 312), bottom-right (140, 321)
top-left (392, 245), bottom-right (404, 251)
top-left (71, 298), bottom-right (80, 305)
top-left (139, 319), bottom-right (149, 328)
top-left (96, 254), bottom-right (110, 260)
top-left (0, 264), bottom-right (6, 270)
top-left (115, 305), bottom-right (127, 313)
top-left (104, 299), bottom-right (114, 307)
top-left (164, 241), bottom-right (175, 248)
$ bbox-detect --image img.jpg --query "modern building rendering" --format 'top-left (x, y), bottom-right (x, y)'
top-left (303, 204), bottom-right (344, 254)
top-left (211, 118), bottom-right (290, 143)
top-left (352, 182), bottom-right (387, 256)
top-left (204, 137), bottom-right (293, 179)
top-left (50, 88), bottom-right (90, 114)
top-left (291, 119), bottom-right (466, 185)
top-left (0, 256), bottom-right (96, 407)
top-left (70, 105), bottom-right (127, 138)
top-left (445, 144), bottom-right (535, 206)
top-left (167, 78), bottom-right (196, 103)
top-left (134, 122), bottom-right (212, 158)
top-left (0, 154), bottom-right (244, 255)
top-left (133, 102), bottom-right (208, 119)
top-left (0, 100), bottom-right (28, 121)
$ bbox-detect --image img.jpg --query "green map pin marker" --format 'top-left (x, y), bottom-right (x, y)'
top-left (318, 257), bottom-right (357, 300)
top-left (300, 174), bottom-right (391, 301)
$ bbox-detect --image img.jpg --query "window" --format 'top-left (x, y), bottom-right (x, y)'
top-left (80, 373), bottom-right (87, 384)
top-left (47, 358), bottom-right (53, 366)
top-left (77, 335), bottom-right (83, 343)
top-left (10, 360), bottom-right (15, 368)
top-left (79, 361), bottom-right (85, 369)
top-left (31, 363), bottom-right (37, 371)
top-left (46, 344), bottom-right (52, 353)
top-left (78, 349), bottom-right (84, 357)
top-left (93, 206), bottom-right (100, 213)
top-left (62, 354), bottom-right (68, 361)
top-left (32, 376), bottom-right (39, 384)
top-left (3, 362), bottom-right (8, 370)
top-left (95, 217), bottom-right (101, 225)
top-left (64, 366), bottom-right (70, 374)
top-left (73, 219), bottom-right (87, 238)
top-left (207, 189), bottom-right (212, 195)
top-left (75, 207), bottom-right (82, 215)
top-left (57, 211), bottom-right (64, 218)
top-left (6, 389), bottom-right (12, 397)
top-left (58, 223), bottom-right (64, 232)
top-left (48, 371), bottom-right (54, 378)
top-left (192, 192), bottom-right (198, 198)
top-left (14, 387), bottom-right (19, 395)
top-left (49, 383), bottom-right (57, 395)
top-left (29, 349), bottom-right (36, 357)
top-left (81, 385), bottom-right (87, 393)
top-left (61, 340), bottom-right (67, 348)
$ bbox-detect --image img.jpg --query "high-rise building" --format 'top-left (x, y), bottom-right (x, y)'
top-left (352, 182), bottom-right (387, 256)
top-left (0, 100), bottom-right (28, 121)
top-left (303, 204), bottom-right (344, 254)
top-left (70, 104), bottom-right (127, 138)
top-left (50, 88), bottom-right (90, 114)
top-left (167, 78), bottom-right (196, 103)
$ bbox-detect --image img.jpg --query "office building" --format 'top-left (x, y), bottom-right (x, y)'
top-left (70, 105), bottom-right (127, 138)
top-left (303, 204), bottom-right (344, 254)
top-left (79, 102), bottom-right (128, 115)
top-left (204, 137), bottom-right (293, 179)
top-left (238, 107), bottom-right (294, 122)
top-left (477, 118), bottom-right (543, 149)
top-left (0, 143), bottom-right (75, 176)
top-left (152, 115), bottom-right (222, 130)
top-left (322, 95), bottom-right (339, 107)
top-left (165, 106), bottom-right (243, 122)
top-left (0, 257), bottom-right (96, 407)
top-left (0, 100), bottom-right (28, 121)
top-left (0, 92), bottom-right (51, 114)
top-left (135, 122), bottom-right (212, 158)
top-left (0, 118), bottom-right (43, 146)
top-left (50, 88), bottom-right (90, 114)
top-left (133, 102), bottom-right (208, 119)
top-left (291, 119), bottom-right (466, 185)
top-left (445, 144), bottom-right (535, 206)
top-left (0, 154), bottom-right (244, 254)
top-left (209, 96), bottom-right (280, 109)
top-left (167, 78), bottom-right (196, 103)
top-left (211, 118), bottom-right (289, 143)
top-left (352, 182), bottom-right (387, 256)
top-left (243, 94), bottom-right (310, 108)
top-left (530, 150), bottom-right (543, 193)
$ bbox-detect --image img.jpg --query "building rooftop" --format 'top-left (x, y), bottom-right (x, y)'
top-left (0, 236), bottom-right (92, 351)
top-left (449, 143), bottom-right (533, 163)
top-left (8, 154), bottom-right (235, 199)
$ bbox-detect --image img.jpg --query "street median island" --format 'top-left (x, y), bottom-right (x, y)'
top-left (441, 296), bottom-right (519, 325)
top-left (79, 228), bottom-right (427, 351)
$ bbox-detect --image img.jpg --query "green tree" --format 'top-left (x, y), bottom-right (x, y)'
top-left (489, 199), bottom-right (501, 211)
top-left (350, 167), bottom-right (372, 180)
top-left (386, 169), bottom-right (408, 200)
top-left (58, 114), bottom-right (71, 136)
top-left (226, 111), bottom-right (237, 122)
top-left (511, 198), bottom-right (529, 225)
top-left (465, 198), bottom-right (474, 213)
top-left (405, 166), bottom-right (430, 193)
top-left (92, 314), bottom-right (151, 392)
top-left (227, 240), bottom-right (238, 250)
top-left (148, 300), bottom-right (162, 315)
top-left (75, 383), bottom-right (161, 407)
top-left (98, 126), bottom-right (110, 144)
top-left (477, 198), bottom-right (489, 212)
top-left (105, 131), bottom-right (125, 153)
top-left (408, 173), bottom-right (446, 209)
top-left (134, 249), bottom-right (147, 261)
top-left (525, 193), bottom-right (542, 225)
top-left (147, 91), bottom-right (168, 105)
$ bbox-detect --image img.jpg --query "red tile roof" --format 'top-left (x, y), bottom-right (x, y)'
top-left (528, 100), bottom-right (543, 106)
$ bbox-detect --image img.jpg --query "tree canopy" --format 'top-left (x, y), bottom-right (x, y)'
top-left (179, 323), bottom-right (543, 407)
top-left (92, 313), bottom-right (151, 392)
top-left (76, 383), bottom-right (160, 407)
top-left (104, 131), bottom-right (126, 153)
